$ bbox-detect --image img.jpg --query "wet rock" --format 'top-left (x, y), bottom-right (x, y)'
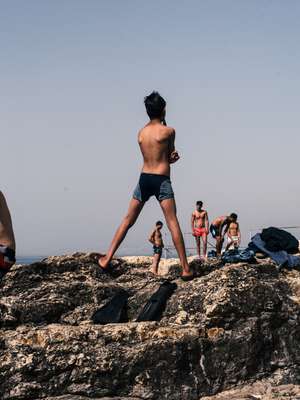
top-left (0, 253), bottom-right (299, 400)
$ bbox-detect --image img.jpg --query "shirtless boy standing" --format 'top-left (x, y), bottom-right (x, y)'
top-left (0, 191), bottom-right (16, 280)
top-left (210, 213), bottom-right (238, 256)
top-left (191, 201), bottom-right (209, 259)
top-left (226, 218), bottom-right (241, 251)
top-left (149, 220), bottom-right (164, 275)
top-left (98, 91), bottom-right (193, 280)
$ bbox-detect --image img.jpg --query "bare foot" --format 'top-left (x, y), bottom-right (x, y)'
top-left (150, 265), bottom-right (159, 275)
top-left (181, 269), bottom-right (194, 281)
top-left (181, 268), bottom-right (194, 278)
top-left (98, 255), bottom-right (109, 269)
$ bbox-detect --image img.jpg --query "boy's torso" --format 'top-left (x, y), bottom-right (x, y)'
top-left (154, 229), bottom-right (163, 247)
top-left (138, 123), bottom-right (174, 176)
top-left (228, 222), bottom-right (239, 236)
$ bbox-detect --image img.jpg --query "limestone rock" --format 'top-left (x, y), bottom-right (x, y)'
top-left (0, 253), bottom-right (299, 400)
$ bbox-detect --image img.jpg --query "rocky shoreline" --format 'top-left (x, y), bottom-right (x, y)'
top-left (0, 254), bottom-right (299, 399)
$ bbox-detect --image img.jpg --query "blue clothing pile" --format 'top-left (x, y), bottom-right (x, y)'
top-left (249, 233), bottom-right (300, 269)
top-left (221, 248), bottom-right (256, 264)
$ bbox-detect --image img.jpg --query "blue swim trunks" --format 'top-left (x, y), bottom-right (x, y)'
top-left (153, 245), bottom-right (163, 255)
top-left (133, 173), bottom-right (174, 203)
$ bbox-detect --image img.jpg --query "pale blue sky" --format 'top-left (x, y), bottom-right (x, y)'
top-left (1, 1), bottom-right (300, 256)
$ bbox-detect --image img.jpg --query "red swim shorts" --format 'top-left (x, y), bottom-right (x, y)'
top-left (193, 228), bottom-right (208, 237)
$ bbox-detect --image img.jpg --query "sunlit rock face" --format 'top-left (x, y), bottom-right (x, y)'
top-left (0, 253), bottom-right (299, 400)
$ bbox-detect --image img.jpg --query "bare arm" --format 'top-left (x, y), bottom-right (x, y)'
top-left (237, 223), bottom-right (241, 243)
top-left (191, 213), bottom-right (195, 234)
top-left (205, 212), bottom-right (209, 232)
top-left (148, 230), bottom-right (156, 244)
top-left (221, 220), bottom-right (229, 238)
top-left (168, 130), bottom-right (180, 164)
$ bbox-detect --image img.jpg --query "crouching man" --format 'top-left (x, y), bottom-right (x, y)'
top-left (0, 191), bottom-right (16, 279)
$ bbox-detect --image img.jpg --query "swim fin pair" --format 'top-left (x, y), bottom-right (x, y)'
top-left (92, 281), bottom-right (177, 325)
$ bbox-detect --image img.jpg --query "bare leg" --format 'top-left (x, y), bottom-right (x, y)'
top-left (195, 236), bottom-right (201, 258)
top-left (99, 198), bottom-right (144, 268)
top-left (202, 234), bottom-right (208, 259)
top-left (225, 241), bottom-right (231, 251)
top-left (216, 237), bottom-right (221, 256)
top-left (159, 198), bottom-right (192, 277)
top-left (216, 237), bottom-right (224, 256)
top-left (150, 253), bottom-right (161, 275)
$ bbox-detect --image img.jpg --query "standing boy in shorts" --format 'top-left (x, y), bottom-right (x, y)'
top-left (148, 220), bottom-right (164, 275)
top-left (98, 92), bottom-right (193, 280)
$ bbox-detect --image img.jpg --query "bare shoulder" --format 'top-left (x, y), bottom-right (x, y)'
top-left (159, 126), bottom-right (175, 142)
top-left (138, 128), bottom-right (144, 142)
top-left (165, 126), bottom-right (175, 135)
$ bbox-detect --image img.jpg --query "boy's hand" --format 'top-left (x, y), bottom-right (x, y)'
top-left (169, 150), bottom-right (180, 164)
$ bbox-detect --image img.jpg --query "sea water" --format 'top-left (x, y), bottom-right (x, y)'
top-left (16, 256), bottom-right (46, 265)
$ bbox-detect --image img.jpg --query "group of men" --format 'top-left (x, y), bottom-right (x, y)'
top-left (1, 91), bottom-right (241, 282)
top-left (148, 204), bottom-right (241, 275)
top-left (191, 201), bottom-right (241, 258)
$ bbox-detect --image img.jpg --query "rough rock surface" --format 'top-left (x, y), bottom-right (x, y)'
top-left (0, 253), bottom-right (299, 400)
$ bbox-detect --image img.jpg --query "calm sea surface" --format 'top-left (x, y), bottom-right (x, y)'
top-left (16, 256), bottom-right (46, 265)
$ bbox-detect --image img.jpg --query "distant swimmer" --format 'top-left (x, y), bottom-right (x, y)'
top-left (98, 91), bottom-right (194, 280)
top-left (148, 221), bottom-right (164, 275)
top-left (0, 191), bottom-right (16, 280)
top-left (191, 201), bottom-right (209, 259)
top-left (210, 213), bottom-right (238, 256)
top-left (226, 218), bottom-right (241, 251)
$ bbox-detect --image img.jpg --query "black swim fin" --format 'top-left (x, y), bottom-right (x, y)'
top-left (92, 290), bottom-right (129, 324)
top-left (136, 281), bottom-right (177, 322)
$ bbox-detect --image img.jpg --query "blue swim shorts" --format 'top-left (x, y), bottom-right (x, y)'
top-left (133, 173), bottom-right (174, 203)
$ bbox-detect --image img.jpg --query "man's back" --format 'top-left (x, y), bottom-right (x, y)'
top-left (212, 216), bottom-right (227, 227)
top-left (138, 122), bottom-right (174, 176)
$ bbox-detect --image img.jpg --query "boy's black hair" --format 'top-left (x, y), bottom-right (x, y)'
top-left (230, 213), bottom-right (238, 220)
top-left (196, 201), bottom-right (203, 206)
top-left (144, 91), bottom-right (166, 120)
top-left (156, 220), bottom-right (163, 226)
